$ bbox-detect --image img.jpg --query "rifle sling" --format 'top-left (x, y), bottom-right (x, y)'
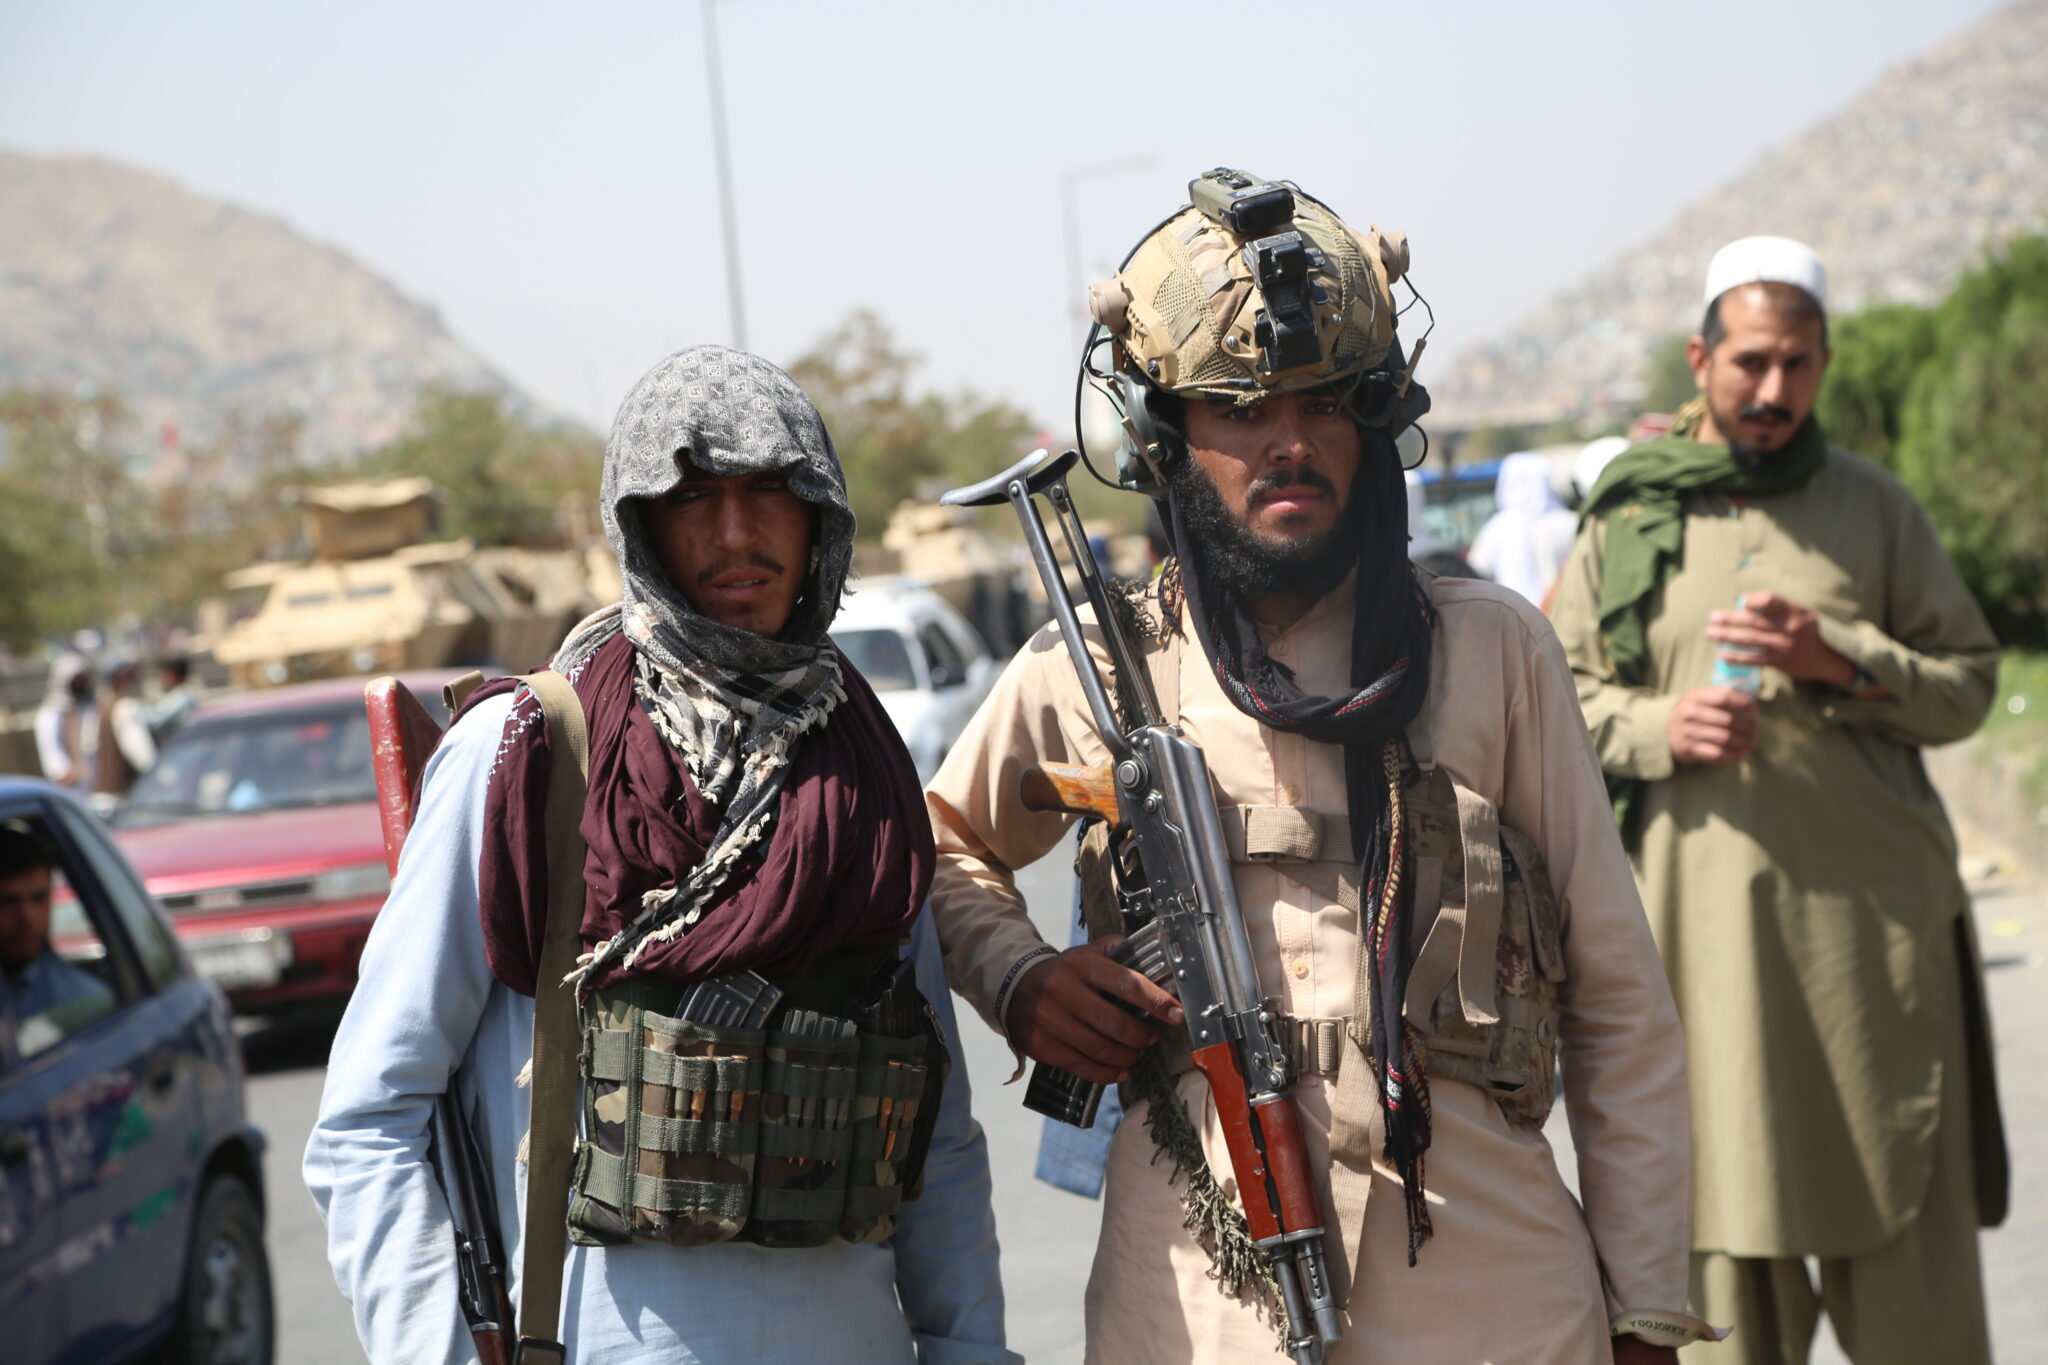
top-left (515, 670), bottom-right (589, 1362)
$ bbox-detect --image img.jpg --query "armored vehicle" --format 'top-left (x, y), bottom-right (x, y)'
top-left (212, 478), bottom-right (605, 687)
top-left (878, 498), bottom-right (1035, 656)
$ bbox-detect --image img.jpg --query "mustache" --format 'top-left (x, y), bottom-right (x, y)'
top-left (1739, 401), bottom-right (1795, 424)
top-left (1247, 467), bottom-right (1339, 500)
top-left (696, 553), bottom-right (787, 585)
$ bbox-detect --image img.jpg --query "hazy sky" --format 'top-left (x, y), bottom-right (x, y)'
top-left (0, 0), bottom-right (2011, 437)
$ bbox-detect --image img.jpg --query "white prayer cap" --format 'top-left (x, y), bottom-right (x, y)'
top-left (1703, 236), bottom-right (1827, 309)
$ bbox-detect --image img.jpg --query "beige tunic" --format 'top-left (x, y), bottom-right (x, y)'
top-left (1550, 447), bottom-right (2007, 1259)
top-left (928, 573), bottom-right (1701, 1360)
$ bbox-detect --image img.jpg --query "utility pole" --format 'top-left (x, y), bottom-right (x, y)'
top-left (1059, 156), bottom-right (1158, 340)
top-left (702, 0), bottom-right (748, 350)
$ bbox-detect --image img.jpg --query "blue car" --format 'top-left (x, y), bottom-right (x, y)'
top-left (0, 777), bottom-right (273, 1364)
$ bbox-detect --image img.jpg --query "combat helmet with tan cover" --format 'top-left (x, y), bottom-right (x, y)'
top-left (1082, 168), bottom-right (1430, 494)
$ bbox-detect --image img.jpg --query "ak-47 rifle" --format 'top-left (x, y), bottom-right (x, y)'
top-left (940, 450), bottom-right (1344, 1365)
top-left (366, 676), bottom-right (517, 1365)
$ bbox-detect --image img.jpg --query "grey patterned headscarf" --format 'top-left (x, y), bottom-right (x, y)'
top-left (555, 346), bottom-right (856, 984)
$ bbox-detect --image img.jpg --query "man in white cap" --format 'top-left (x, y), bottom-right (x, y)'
top-left (1550, 238), bottom-right (2008, 1362)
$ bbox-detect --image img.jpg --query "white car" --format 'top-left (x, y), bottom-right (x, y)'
top-left (830, 580), bottom-right (1000, 783)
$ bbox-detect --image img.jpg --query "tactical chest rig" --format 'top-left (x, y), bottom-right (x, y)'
top-left (1083, 587), bottom-right (1569, 1130)
top-left (569, 946), bottom-right (945, 1252)
top-left (428, 671), bottom-right (946, 1365)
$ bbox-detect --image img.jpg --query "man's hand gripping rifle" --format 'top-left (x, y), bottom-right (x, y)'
top-left (941, 450), bottom-right (1344, 1364)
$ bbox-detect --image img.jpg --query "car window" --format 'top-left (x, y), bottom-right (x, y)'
top-left (918, 622), bottom-right (968, 690)
top-left (1, 813), bottom-right (123, 1067)
top-left (832, 627), bottom-right (918, 692)
top-left (115, 700), bottom-right (378, 827)
top-left (50, 803), bottom-right (180, 993)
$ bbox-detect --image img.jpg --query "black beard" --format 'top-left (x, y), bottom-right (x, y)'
top-left (1716, 399), bottom-right (1799, 471)
top-left (1168, 459), bottom-right (1359, 600)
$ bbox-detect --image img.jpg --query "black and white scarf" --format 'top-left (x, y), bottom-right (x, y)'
top-left (556, 346), bottom-right (855, 986)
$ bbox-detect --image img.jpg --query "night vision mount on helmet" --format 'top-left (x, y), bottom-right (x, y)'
top-left (1077, 168), bottom-right (1433, 498)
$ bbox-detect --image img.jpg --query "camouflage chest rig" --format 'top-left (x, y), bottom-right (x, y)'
top-left (568, 946), bottom-right (946, 1253)
top-left (1081, 577), bottom-right (1568, 1131)
top-left (496, 707), bottom-right (948, 1258)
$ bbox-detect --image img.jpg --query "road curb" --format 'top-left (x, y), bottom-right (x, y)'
top-left (1927, 736), bottom-right (2048, 891)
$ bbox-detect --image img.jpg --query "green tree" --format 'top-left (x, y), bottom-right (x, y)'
top-left (786, 311), bottom-right (1036, 535)
top-left (132, 410), bottom-right (317, 621)
top-left (1815, 303), bottom-right (1940, 468)
top-left (359, 388), bottom-right (602, 546)
top-left (1640, 333), bottom-right (1699, 415)
top-left (1795, 232), bottom-right (2048, 642)
top-left (1890, 244), bottom-right (2048, 641)
top-left (0, 387), bottom-right (132, 648)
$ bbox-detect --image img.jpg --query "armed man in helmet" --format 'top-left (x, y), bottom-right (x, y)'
top-left (927, 171), bottom-right (1718, 1362)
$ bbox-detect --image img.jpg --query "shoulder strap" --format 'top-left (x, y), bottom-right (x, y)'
top-left (513, 670), bottom-right (588, 1365)
top-left (1406, 681), bottom-right (1435, 773)
top-left (1143, 578), bottom-right (1185, 727)
top-left (442, 668), bottom-right (487, 716)
top-left (1157, 599), bottom-right (1184, 727)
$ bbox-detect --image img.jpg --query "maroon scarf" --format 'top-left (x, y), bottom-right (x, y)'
top-left (469, 633), bottom-right (932, 997)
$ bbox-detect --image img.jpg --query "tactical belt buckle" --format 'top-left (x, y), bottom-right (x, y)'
top-left (1281, 1015), bottom-right (1346, 1078)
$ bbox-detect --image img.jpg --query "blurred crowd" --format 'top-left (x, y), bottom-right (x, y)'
top-left (33, 651), bottom-right (197, 805)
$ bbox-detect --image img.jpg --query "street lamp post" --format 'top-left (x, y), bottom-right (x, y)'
top-left (702, 0), bottom-right (748, 350)
top-left (1059, 156), bottom-right (1158, 340)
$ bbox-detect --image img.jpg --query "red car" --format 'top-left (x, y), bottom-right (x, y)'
top-left (109, 670), bottom-right (467, 1012)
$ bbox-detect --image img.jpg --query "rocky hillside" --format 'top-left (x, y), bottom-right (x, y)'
top-left (0, 149), bottom-right (515, 461)
top-left (1432, 0), bottom-right (2048, 430)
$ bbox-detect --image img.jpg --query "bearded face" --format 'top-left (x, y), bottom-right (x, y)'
top-left (1168, 452), bottom-right (1362, 599)
top-left (1166, 390), bottom-right (1367, 601)
top-left (1687, 282), bottom-right (1831, 466)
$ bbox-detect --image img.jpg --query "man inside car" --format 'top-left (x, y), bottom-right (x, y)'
top-left (0, 821), bottom-right (116, 1053)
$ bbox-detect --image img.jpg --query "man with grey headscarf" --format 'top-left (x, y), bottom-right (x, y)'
top-left (309, 347), bottom-right (1017, 1365)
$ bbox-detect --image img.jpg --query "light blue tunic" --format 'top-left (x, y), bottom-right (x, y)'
top-left (305, 693), bottom-right (1018, 1364)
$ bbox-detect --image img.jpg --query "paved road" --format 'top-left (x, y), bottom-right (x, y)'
top-left (241, 849), bottom-right (1095, 1365)
top-left (245, 842), bottom-right (2045, 1364)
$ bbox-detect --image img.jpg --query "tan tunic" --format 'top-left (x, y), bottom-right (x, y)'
top-left (928, 573), bottom-right (1701, 1360)
top-left (1550, 447), bottom-right (2007, 1259)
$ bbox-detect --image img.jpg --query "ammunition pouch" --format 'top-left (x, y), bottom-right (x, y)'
top-left (567, 948), bottom-right (948, 1251)
top-left (1403, 772), bottom-right (1567, 1129)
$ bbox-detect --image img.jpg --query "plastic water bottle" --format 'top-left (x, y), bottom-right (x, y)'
top-left (1710, 594), bottom-right (1764, 695)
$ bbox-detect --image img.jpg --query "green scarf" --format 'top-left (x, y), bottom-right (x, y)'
top-left (1581, 406), bottom-right (1830, 840)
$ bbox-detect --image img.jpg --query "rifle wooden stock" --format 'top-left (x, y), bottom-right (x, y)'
top-left (366, 676), bottom-right (448, 878)
top-left (1020, 761), bottom-right (1121, 824)
top-left (1189, 1041), bottom-right (1324, 1246)
top-left (474, 1326), bottom-right (512, 1365)
top-left (465, 1228), bottom-right (517, 1365)
top-left (368, 676), bottom-right (520, 1354)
